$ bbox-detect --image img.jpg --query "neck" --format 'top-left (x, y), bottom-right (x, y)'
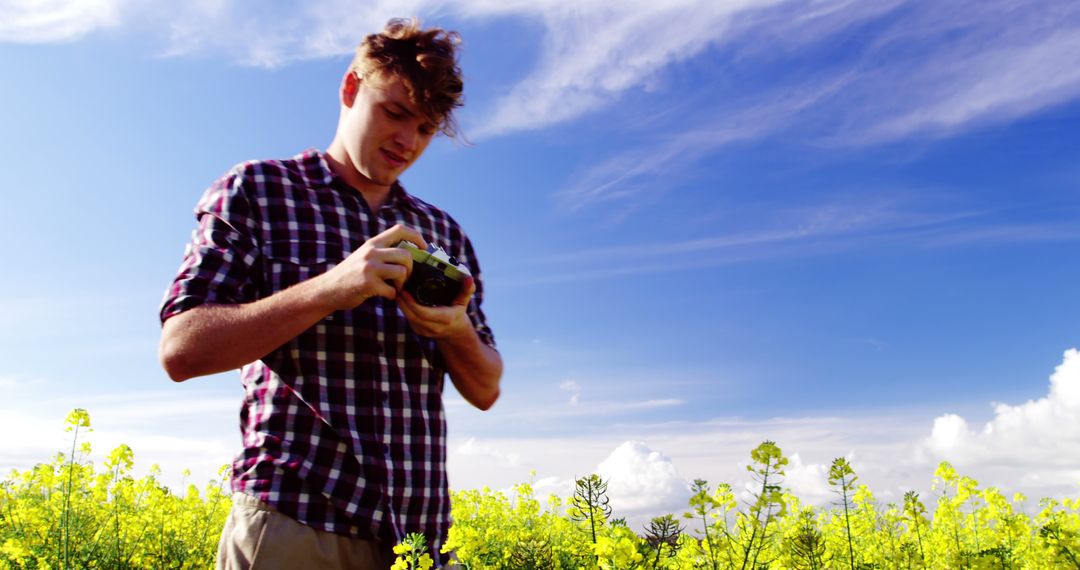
top-left (324, 140), bottom-right (392, 211)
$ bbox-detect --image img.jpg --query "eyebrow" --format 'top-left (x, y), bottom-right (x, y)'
top-left (388, 102), bottom-right (418, 119)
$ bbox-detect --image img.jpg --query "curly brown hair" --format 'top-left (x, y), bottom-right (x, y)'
top-left (350, 17), bottom-right (464, 138)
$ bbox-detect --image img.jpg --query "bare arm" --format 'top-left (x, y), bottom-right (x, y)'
top-left (437, 323), bottom-right (503, 411)
top-left (159, 224), bottom-right (425, 382)
top-left (398, 280), bottom-right (503, 410)
top-left (160, 278), bottom-right (335, 381)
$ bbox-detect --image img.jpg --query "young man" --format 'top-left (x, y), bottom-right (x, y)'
top-left (158, 18), bottom-right (501, 569)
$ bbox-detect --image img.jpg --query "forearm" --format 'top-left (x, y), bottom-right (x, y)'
top-left (159, 275), bottom-right (337, 381)
top-left (438, 329), bottom-right (503, 411)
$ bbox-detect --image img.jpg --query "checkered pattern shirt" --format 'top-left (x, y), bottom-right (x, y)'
top-left (159, 149), bottom-right (494, 561)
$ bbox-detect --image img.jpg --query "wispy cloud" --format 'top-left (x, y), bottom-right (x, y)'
top-left (6, 1), bottom-right (1078, 137)
top-left (559, 379), bottom-right (581, 406)
top-left (451, 393), bottom-right (684, 421)
top-left (463, 0), bottom-right (788, 137)
top-left (7, 0), bottom-right (1080, 214)
top-left (0, 385), bottom-right (239, 492)
top-left (540, 201), bottom-right (982, 263)
top-left (500, 200), bottom-right (1080, 286)
top-left (551, 0), bottom-right (1080, 211)
top-left (853, 24), bottom-right (1080, 143)
top-left (0, 0), bottom-right (122, 43)
top-left (552, 73), bottom-right (854, 213)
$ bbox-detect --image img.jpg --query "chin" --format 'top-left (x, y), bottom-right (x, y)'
top-left (356, 165), bottom-right (395, 188)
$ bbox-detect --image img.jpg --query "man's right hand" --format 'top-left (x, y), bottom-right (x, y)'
top-left (161, 224), bottom-right (427, 381)
top-left (319, 224), bottom-right (427, 310)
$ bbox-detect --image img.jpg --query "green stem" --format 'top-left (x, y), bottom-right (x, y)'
top-left (62, 423), bottom-right (80, 569)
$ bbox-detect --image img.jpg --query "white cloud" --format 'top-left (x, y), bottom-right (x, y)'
top-left (0, 0), bottom-right (123, 43)
top-left (468, 0), bottom-right (783, 137)
top-left (503, 201), bottom-right (1072, 286)
top-left (542, 200), bottom-right (978, 261)
top-left (784, 453), bottom-right (834, 507)
top-left (1, 385), bottom-right (240, 492)
top-left (159, 0), bottom-right (407, 67)
top-left (559, 379), bottom-right (581, 406)
top-left (501, 397), bottom-right (684, 420)
top-left (922, 349), bottom-right (1080, 479)
top-left (550, 74), bottom-right (844, 212)
top-left (861, 28), bottom-right (1080, 142)
top-left (0, 374), bottom-right (47, 390)
top-left (6, 0), bottom-right (1079, 153)
top-left (597, 441), bottom-right (691, 518)
top-left (456, 436), bottom-right (522, 468)
top-left (7, 349), bottom-right (1080, 526)
top-left (550, 1), bottom-right (1080, 212)
top-left (448, 349), bottom-right (1080, 523)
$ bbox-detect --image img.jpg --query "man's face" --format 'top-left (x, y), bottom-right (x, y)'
top-left (339, 72), bottom-right (438, 190)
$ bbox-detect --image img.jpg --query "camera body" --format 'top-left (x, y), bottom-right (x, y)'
top-left (396, 240), bottom-right (471, 306)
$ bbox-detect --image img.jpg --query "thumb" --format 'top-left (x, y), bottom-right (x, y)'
top-left (453, 276), bottom-right (476, 307)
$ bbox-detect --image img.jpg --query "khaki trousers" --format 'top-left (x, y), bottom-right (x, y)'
top-left (216, 493), bottom-right (392, 570)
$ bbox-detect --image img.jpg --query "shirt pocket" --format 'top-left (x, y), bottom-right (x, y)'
top-left (260, 240), bottom-right (340, 295)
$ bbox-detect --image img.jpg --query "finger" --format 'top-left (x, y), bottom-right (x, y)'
top-left (452, 276), bottom-right (476, 307)
top-left (371, 224), bottom-right (427, 250)
top-left (398, 291), bottom-right (418, 317)
top-left (374, 247), bottom-right (415, 276)
top-left (398, 292), bottom-right (439, 334)
top-left (375, 263), bottom-right (408, 291)
top-left (402, 292), bottom-right (454, 324)
top-left (371, 278), bottom-right (398, 300)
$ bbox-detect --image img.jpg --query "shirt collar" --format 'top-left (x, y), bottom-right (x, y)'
top-left (307, 148), bottom-right (419, 211)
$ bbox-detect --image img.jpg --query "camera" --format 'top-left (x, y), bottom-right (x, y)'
top-left (396, 240), bottom-right (471, 306)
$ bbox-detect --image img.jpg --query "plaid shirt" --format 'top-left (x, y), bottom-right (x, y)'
top-left (159, 149), bottom-right (494, 561)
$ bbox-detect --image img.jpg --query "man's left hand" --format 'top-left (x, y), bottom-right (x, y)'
top-left (397, 277), bottom-right (476, 340)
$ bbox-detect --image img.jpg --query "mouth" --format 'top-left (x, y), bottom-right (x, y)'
top-left (380, 149), bottom-right (408, 168)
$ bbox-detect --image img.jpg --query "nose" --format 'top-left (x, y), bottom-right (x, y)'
top-left (393, 126), bottom-right (417, 153)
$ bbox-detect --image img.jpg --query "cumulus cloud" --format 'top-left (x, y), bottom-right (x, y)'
top-left (783, 453), bottom-right (834, 507)
top-left (921, 349), bottom-right (1080, 490)
top-left (596, 441), bottom-right (691, 517)
top-left (448, 349), bottom-right (1080, 524)
top-left (456, 437), bottom-right (523, 468)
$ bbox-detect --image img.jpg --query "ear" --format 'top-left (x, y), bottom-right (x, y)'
top-left (341, 71), bottom-right (360, 108)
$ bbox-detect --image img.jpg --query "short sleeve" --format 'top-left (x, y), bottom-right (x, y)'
top-left (459, 234), bottom-right (496, 349)
top-left (159, 167), bottom-right (263, 324)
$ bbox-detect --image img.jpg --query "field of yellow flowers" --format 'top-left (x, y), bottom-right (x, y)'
top-left (2, 409), bottom-right (1079, 569)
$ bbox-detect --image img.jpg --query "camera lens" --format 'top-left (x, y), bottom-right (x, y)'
top-left (416, 276), bottom-right (447, 306)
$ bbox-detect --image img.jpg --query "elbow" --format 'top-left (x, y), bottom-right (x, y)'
top-left (472, 358), bottom-right (503, 411)
top-left (159, 334), bottom-right (194, 383)
top-left (474, 388), bottom-right (500, 412)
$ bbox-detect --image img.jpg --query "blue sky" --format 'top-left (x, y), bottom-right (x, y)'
top-left (3, 0), bottom-right (1080, 522)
